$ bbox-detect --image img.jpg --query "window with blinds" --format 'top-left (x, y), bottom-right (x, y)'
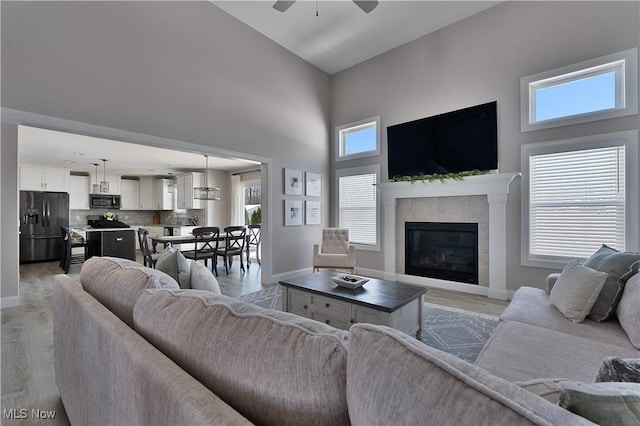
top-left (528, 145), bottom-right (625, 260)
top-left (337, 167), bottom-right (378, 247)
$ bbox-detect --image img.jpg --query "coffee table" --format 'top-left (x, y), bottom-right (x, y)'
top-left (279, 270), bottom-right (427, 338)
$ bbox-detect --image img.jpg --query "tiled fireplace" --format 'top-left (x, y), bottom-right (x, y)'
top-left (378, 173), bottom-right (520, 300)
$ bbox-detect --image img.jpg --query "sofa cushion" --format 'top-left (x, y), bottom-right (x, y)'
top-left (617, 272), bottom-right (640, 349)
top-left (475, 321), bottom-right (640, 383)
top-left (583, 245), bottom-right (640, 322)
top-left (550, 261), bottom-right (607, 323)
top-left (188, 261), bottom-right (221, 293)
top-left (500, 286), bottom-right (634, 348)
top-left (156, 247), bottom-right (191, 288)
top-left (80, 256), bottom-right (179, 327)
top-left (559, 382), bottom-right (640, 426)
top-left (133, 289), bottom-right (349, 426)
top-left (596, 357), bottom-right (640, 383)
top-left (346, 324), bottom-right (593, 426)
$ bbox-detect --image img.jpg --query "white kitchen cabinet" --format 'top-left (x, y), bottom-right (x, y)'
top-left (176, 172), bottom-right (203, 210)
top-left (20, 166), bottom-right (70, 192)
top-left (154, 179), bottom-right (174, 210)
top-left (139, 177), bottom-right (155, 210)
top-left (69, 175), bottom-right (90, 210)
top-left (120, 179), bottom-right (140, 210)
top-left (90, 173), bottom-right (121, 195)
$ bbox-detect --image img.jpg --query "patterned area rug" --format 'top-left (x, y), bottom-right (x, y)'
top-left (238, 285), bottom-right (498, 362)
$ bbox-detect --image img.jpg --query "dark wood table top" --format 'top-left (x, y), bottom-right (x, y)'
top-left (279, 270), bottom-right (426, 312)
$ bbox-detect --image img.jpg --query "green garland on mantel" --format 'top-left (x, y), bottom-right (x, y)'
top-left (391, 169), bottom-right (490, 184)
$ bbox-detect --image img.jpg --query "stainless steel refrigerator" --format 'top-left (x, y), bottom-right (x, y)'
top-left (20, 191), bottom-right (70, 263)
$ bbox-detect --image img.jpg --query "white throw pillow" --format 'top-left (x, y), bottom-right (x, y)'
top-left (190, 261), bottom-right (222, 294)
top-left (550, 261), bottom-right (608, 323)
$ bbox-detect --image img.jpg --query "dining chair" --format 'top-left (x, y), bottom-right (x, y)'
top-left (137, 227), bottom-right (161, 268)
top-left (60, 226), bottom-right (90, 274)
top-left (246, 224), bottom-right (261, 267)
top-left (217, 226), bottom-right (247, 275)
top-left (182, 227), bottom-right (221, 276)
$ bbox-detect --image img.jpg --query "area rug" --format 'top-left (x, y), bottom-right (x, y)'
top-left (238, 285), bottom-right (498, 362)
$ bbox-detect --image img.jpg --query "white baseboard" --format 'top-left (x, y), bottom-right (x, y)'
top-left (271, 268), bottom-right (313, 284)
top-left (1, 296), bottom-right (20, 309)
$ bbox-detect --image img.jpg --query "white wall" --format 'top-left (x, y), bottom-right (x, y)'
top-left (1, 1), bottom-right (332, 294)
top-left (330, 1), bottom-right (640, 290)
top-left (1, 124), bottom-right (20, 307)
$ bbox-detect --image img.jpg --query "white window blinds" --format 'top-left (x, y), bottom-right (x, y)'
top-left (338, 172), bottom-right (377, 246)
top-left (529, 145), bottom-right (626, 259)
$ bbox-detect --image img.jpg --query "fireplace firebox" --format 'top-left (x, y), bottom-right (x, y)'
top-left (405, 222), bottom-right (478, 284)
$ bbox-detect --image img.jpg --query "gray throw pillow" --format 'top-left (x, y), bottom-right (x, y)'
top-left (549, 261), bottom-right (608, 323)
top-left (559, 382), bottom-right (640, 426)
top-left (156, 248), bottom-right (191, 289)
top-left (583, 245), bottom-right (640, 322)
top-left (596, 357), bottom-right (640, 383)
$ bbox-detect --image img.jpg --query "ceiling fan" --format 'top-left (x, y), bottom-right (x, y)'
top-left (273, 1), bottom-right (379, 14)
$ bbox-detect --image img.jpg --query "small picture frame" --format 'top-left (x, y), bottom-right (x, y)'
top-left (284, 168), bottom-right (303, 195)
top-left (305, 172), bottom-right (322, 197)
top-left (284, 200), bottom-right (303, 226)
top-left (305, 200), bottom-right (321, 225)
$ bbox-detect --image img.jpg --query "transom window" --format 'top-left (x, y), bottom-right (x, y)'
top-left (336, 116), bottom-right (380, 161)
top-left (521, 130), bottom-right (639, 268)
top-left (521, 48), bottom-right (638, 132)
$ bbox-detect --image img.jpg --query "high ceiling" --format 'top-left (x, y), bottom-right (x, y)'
top-left (212, 1), bottom-right (501, 75)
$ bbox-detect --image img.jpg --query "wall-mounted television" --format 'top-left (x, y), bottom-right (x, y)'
top-left (387, 101), bottom-right (498, 179)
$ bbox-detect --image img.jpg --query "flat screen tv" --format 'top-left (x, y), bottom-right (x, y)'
top-left (387, 101), bottom-right (497, 179)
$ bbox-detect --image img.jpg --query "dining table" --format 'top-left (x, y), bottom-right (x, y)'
top-left (151, 233), bottom-right (227, 253)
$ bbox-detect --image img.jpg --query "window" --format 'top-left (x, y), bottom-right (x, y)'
top-left (521, 48), bottom-right (638, 131)
top-left (521, 130), bottom-right (639, 268)
top-left (336, 165), bottom-right (379, 250)
top-left (336, 116), bottom-right (380, 161)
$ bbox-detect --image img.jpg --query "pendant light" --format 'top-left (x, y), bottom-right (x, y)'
top-left (92, 163), bottom-right (101, 193)
top-left (100, 159), bottom-right (110, 193)
top-left (194, 155), bottom-right (221, 200)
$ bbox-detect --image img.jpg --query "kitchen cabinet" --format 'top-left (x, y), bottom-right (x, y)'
top-left (90, 173), bottom-right (121, 195)
top-left (86, 229), bottom-right (136, 260)
top-left (154, 179), bottom-right (174, 210)
top-left (176, 172), bottom-right (203, 210)
top-left (120, 179), bottom-right (140, 210)
top-left (145, 226), bottom-right (167, 253)
top-left (69, 175), bottom-right (90, 210)
top-left (20, 166), bottom-right (69, 192)
top-left (139, 177), bottom-right (155, 210)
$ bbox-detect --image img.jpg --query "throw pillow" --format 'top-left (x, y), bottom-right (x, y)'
top-left (559, 382), bottom-right (640, 426)
top-left (583, 245), bottom-right (640, 322)
top-left (596, 357), bottom-right (640, 383)
top-left (156, 247), bottom-right (191, 289)
top-left (617, 272), bottom-right (640, 349)
top-left (549, 261), bottom-right (608, 323)
top-left (190, 261), bottom-right (221, 294)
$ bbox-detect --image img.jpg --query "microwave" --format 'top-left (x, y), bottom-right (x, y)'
top-left (90, 194), bottom-right (121, 209)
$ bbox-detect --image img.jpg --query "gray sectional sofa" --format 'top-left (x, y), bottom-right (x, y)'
top-left (475, 272), bottom-right (640, 383)
top-left (53, 257), bottom-right (595, 425)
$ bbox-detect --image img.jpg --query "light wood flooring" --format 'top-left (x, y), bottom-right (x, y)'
top-left (1, 255), bottom-right (507, 425)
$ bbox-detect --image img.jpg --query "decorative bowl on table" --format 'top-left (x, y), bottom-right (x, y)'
top-left (331, 274), bottom-right (369, 289)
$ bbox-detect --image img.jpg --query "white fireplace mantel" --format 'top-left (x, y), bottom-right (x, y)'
top-left (378, 172), bottom-right (521, 300)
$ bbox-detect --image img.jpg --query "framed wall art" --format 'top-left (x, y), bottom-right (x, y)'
top-left (284, 168), bottom-right (303, 195)
top-left (305, 200), bottom-right (321, 225)
top-left (305, 172), bottom-right (322, 197)
top-left (284, 200), bottom-right (303, 226)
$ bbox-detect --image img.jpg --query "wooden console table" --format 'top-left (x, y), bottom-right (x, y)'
top-left (279, 270), bottom-right (426, 338)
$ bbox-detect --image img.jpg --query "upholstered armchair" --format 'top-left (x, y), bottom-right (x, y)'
top-left (312, 228), bottom-right (356, 274)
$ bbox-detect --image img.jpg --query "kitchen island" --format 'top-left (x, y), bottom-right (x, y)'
top-left (86, 228), bottom-right (136, 261)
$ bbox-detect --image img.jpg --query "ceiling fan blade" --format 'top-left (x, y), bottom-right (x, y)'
top-left (273, 1), bottom-right (296, 12)
top-left (353, 1), bottom-right (379, 13)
